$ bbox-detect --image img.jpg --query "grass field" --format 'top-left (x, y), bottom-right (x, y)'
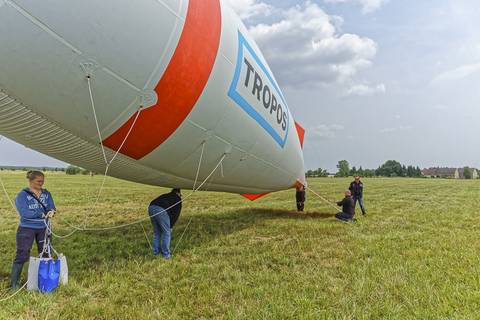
top-left (0, 172), bottom-right (479, 319)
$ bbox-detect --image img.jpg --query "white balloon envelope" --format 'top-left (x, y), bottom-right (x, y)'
top-left (0, 0), bottom-right (306, 195)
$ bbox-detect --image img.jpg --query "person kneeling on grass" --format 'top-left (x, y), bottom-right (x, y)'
top-left (148, 189), bottom-right (182, 259)
top-left (335, 190), bottom-right (355, 222)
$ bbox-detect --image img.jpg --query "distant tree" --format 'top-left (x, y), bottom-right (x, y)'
top-left (406, 165), bottom-right (414, 177)
top-left (363, 169), bottom-right (376, 177)
top-left (357, 166), bottom-right (364, 177)
top-left (317, 168), bottom-right (328, 177)
top-left (336, 160), bottom-right (350, 177)
top-left (417, 167), bottom-right (422, 177)
top-left (306, 168), bottom-right (328, 177)
top-left (415, 166), bottom-right (422, 177)
top-left (376, 160), bottom-right (403, 177)
top-left (66, 165), bottom-right (81, 175)
top-left (350, 166), bottom-right (357, 176)
top-left (463, 167), bottom-right (472, 179)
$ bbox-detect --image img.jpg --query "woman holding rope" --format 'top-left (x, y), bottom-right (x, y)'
top-left (9, 171), bottom-right (56, 290)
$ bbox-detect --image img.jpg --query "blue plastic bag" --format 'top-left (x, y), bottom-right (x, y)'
top-left (38, 259), bottom-right (60, 293)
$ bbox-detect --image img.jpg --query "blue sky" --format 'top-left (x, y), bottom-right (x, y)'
top-left (1, 0), bottom-right (479, 172)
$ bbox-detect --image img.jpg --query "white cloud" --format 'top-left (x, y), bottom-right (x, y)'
top-left (247, 1), bottom-right (377, 88)
top-left (226, 0), bottom-right (272, 20)
top-left (325, 0), bottom-right (388, 14)
top-left (431, 63), bottom-right (480, 86)
top-left (345, 83), bottom-right (386, 96)
top-left (309, 124), bottom-right (345, 139)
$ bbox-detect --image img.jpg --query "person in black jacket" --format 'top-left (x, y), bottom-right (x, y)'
top-left (335, 190), bottom-right (355, 222)
top-left (349, 176), bottom-right (366, 215)
top-left (295, 185), bottom-right (306, 212)
top-left (148, 189), bottom-right (182, 259)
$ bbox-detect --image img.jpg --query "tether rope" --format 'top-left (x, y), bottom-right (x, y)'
top-left (141, 223), bottom-right (153, 250)
top-left (81, 72), bottom-right (143, 227)
top-left (0, 282), bottom-right (27, 303)
top-left (0, 137), bottom-right (18, 214)
top-left (65, 154), bottom-right (227, 232)
top-left (37, 152), bottom-right (226, 239)
top-left (0, 74), bottom-right (226, 301)
top-left (84, 74), bottom-right (108, 165)
top-left (306, 186), bottom-right (341, 212)
top-left (0, 72), bottom-right (224, 237)
top-left (173, 142), bottom-right (206, 254)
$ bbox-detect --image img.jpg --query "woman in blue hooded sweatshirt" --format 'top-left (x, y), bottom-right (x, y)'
top-left (10, 170), bottom-right (56, 290)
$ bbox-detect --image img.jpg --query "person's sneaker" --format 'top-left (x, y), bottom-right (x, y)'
top-left (162, 255), bottom-right (172, 260)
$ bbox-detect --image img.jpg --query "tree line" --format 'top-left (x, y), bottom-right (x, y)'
top-left (306, 160), bottom-right (423, 178)
top-left (0, 166), bottom-right (65, 172)
top-left (65, 165), bottom-right (95, 175)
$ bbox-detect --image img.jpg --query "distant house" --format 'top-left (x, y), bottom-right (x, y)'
top-left (459, 168), bottom-right (479, 179)
top-left (421, 167), bottom-right (478, 179)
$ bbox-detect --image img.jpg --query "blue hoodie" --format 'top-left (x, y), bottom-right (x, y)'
top-left (15, 188), bottom-right (56, 229)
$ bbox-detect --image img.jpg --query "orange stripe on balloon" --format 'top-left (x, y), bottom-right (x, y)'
top-left (103, 0), bottom-right (222, 159)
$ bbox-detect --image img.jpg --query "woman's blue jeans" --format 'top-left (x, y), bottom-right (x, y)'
top-left (148, 205), bottom-right (171, 258)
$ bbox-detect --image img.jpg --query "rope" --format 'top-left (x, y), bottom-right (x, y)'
top-left (0, 174), bottom-right (16, 213)
top-left (45, 221), bottom-right (79, 239)
top-left (141, 223), bottom-right (153, 250)
top-left (79, 73), bottom-right (142, 229)
top-left (172, 215), bottom-right (193, 254)
top-left (0, 137), bottom-right (224, 240)
top-left (0, 282), bottom-right (27, 303)
top-left (0, 145), bottom-right (80, 238)
top-left (108, 108), bottom-right (142, 165)
top-left (82, 165), bottom-right (109, 228)
top-left (306, 187), bottom-right (340, 212)
top-left (85, 75), bottom-right (108, 165)
top-left (173, 142), bottom-right (206, 254)
top-left (192, 142), bottom-right (205, 191)
top-left (0, 136), bottom-right (18, 214)
top-left (56, 153), bottom-right (227, 233)
top-left (0, 72), bottom-right (226, 249)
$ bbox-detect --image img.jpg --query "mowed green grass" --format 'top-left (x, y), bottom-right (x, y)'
top-left (0, 172), bottom-right (479, 319)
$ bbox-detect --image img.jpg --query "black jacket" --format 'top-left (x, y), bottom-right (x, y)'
top-left (150, 192), bottom-right (182, 227)
top-left (337, 196), bottom-right (355, 216)
top-left (296, 189), bottom-right (306, 203)
top-left (349, 181), bottom-right (364, 198)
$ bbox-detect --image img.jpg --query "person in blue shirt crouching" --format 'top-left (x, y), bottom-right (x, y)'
top-left (10, 170), bottom-right (56, 290)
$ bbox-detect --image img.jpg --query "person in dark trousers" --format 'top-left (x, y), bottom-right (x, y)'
top-left (148, 189), bottom-right (182, 259)
top-left (349, 176), bottom-right (366, 215)
top-left (335, 190), bottom-right (355, 222)
top-left (10, 171), bottom-right (56, 290)
top-left (295, 185), bottom-right (306, 212)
